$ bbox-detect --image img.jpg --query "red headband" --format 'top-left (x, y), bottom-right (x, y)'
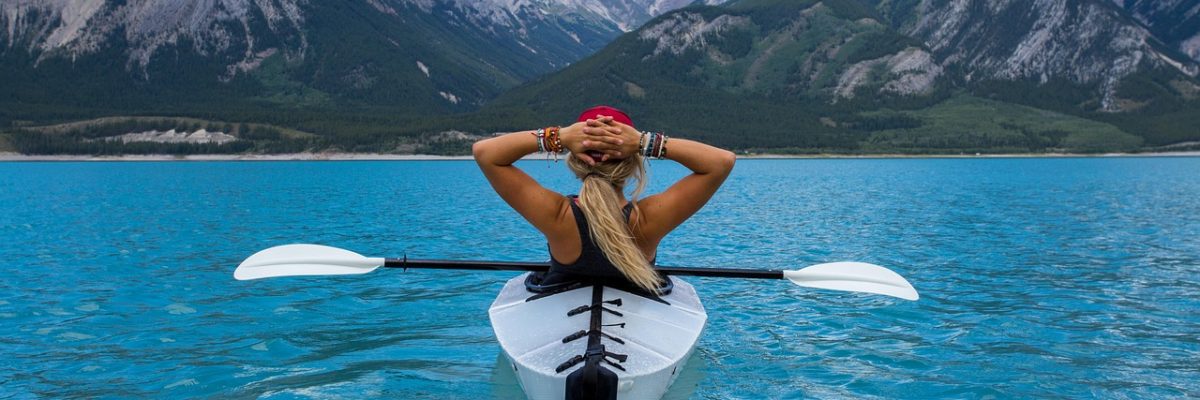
top-left (577, 105), bottom-right (634, 128)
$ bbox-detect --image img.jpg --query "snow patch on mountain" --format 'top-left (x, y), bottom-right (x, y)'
top-left (518, 40), bottom-right (539, 54)
top-left (367, 0), bottom-right (399, 15)
top-left (1184, 33), bottom-right (1200, 61)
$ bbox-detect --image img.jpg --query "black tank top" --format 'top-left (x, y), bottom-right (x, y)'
top-left (528, 195), bottom-right (673, 294)
top-left (547, 195), bottom-right (635, 279)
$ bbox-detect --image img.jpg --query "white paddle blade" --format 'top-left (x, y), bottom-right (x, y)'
top-left (784, 262), bottom-right (919, 301)
top-left (234, 244), bottom-right (386, 280)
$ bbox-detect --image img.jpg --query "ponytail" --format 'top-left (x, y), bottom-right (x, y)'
top-left (569, 154), bottom-right (660, 292)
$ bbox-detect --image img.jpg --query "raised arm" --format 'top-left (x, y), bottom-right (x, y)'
top-left (472, 120), bottom-right (625, 234)
top-left (587, 121), bottom-right (735, 241)
top-left (638, 137), bottom-right (735, 240)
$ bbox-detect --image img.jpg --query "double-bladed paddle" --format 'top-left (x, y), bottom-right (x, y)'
top-left (234, 244), bottom-right (919, 301)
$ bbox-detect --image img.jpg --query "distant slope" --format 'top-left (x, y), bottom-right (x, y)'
top-left (859, 96), bottom-right (1143, 153)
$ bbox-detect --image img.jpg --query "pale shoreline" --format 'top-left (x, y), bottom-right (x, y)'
top-left (1, 151), bottom-right (1198, 162)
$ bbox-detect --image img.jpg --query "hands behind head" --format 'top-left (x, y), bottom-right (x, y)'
top-left (560, 115), bottom-right (641, 166)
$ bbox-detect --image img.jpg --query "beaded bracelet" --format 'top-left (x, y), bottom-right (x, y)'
top-left (640, 131), bottom-right (653, 157)
top-left (647, 132), bottom-right (656, 158)
top-left (640, 131), bottom-right (669, 159)
top-left (545, 126), bottom-right (563, 161)
top-left (532, 128), bottom-right (546, 153)
top-left (656, 133), bottom-right (666, 158)
top-left (652, 131), bottom-right (672, 158)
top-left (642, 131), bottom-right (653, 158)
top-left (651, 132), bottom-right (662, 158)
top-left (548, 126), bottom-right (562, 153)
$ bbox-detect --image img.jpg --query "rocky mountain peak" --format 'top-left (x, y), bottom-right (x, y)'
top-left (2, 0), bottom-right (306, 79)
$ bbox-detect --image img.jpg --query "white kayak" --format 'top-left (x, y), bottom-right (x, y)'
top-left (488, 273), bottom-right (707, 400)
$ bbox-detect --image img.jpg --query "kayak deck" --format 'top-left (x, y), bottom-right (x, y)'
top-left (489, 273), bottom-right (706, 399)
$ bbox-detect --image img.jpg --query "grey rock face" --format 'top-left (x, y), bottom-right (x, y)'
top-left (1112, 0), bottom-right (1200, 62)
top-left (638, 12), bottom-right (752, 57)
top-left (903, 0), bottom-right (1199, 110)
top-left (2, 0), bottom-right (306, 78)
top-left (836, 47), bottom-right (943, 99)
top-left (421, 0), bottom-right (728, 31)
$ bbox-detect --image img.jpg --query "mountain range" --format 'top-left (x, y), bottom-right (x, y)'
top-left (1, 0), bottom-right (1198, 154)
top-left (1, 0), bottom-right (634, 113)
top-left (488, 0), bottom-right (1199, 151)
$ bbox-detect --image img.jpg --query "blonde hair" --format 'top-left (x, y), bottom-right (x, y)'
top-left (567, 153), bottom-right (661, 292)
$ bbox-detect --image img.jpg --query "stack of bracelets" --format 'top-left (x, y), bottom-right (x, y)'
top-left (532, 127), bottom-right (669, 160)
top-left (639, 131), bottom-right (668, 159)
top-left (531, 127), bottom-right (564, 160)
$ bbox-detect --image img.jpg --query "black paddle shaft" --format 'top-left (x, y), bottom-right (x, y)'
top-left (383, 258), bottom-right (785, 279)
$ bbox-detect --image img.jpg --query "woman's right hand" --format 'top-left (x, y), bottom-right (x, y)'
top-left (601, 118), bottom-right (643, 158)
top-left (560, 119), bottom-right (624, 165)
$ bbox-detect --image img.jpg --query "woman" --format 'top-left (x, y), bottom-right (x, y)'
top-left (473, 106), bottom-right (735, 293)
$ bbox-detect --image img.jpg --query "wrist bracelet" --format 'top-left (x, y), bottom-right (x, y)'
top-left (635, 131), bottom-right (670, 159)
top-left (550, 127), bottom-right (562, 153)
top-left (642, 131), bottom-right (653, 158)
top-left (533, 128), bottom-right (546, 153)
top-left (645, 132), bottom-right (654, 158)
top-left (546, 126), bottom-right (563, 161)
top-left (649, 132), bottom-right (661, 158)
top-left (656, 133), bottom-right (666, 159)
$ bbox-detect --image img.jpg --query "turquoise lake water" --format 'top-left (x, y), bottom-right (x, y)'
top-left (1, 158), bottom-right (1198, 399)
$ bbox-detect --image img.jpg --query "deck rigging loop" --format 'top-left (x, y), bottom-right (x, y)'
top-left (567, 303), bottom-right (624, 317)
top-left (562, 329), bottom-right (626, 345)
top-left (557, 285), bottom-right (630, 376)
